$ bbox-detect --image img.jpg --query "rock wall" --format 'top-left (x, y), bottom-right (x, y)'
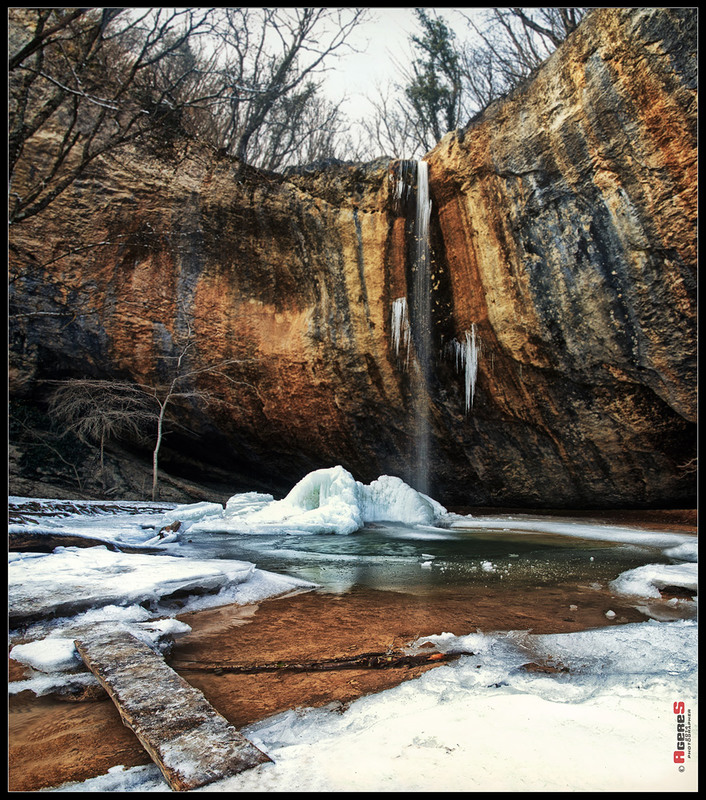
top-left (424, 6), bottom-right (697, 506)
top-left (9, 7), bottom-right (696, 507)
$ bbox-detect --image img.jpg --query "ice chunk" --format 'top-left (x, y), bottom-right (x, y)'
top-left (237, 467), bottom-right (363, 535)
top-left (10, 638), bottom-right (83, 673)
top-left (359, 475), bottom-right (442, 526)
top-left (9, 670), bottom-right (102, 698)
top-left (159, 501), bottom-right (225, 533)
top-left (225, 492), bottom-right (275, 515)
top-left (164, 501), bottom-right (225, 521)
top-left (610, 562), bottom-right (698, 599)
top-left (7, 545), bottom-right (308, 624)
top-left (663, 540), bottom-right (698, 562)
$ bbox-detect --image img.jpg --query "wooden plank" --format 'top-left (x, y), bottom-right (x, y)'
top-left (74, 630), bottom-right (271, 791)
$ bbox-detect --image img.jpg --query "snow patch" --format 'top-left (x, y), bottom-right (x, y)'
top-left (58, 620), bottom-right (696, 792)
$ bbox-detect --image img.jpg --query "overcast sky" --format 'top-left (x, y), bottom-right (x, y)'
top-left (323, 7), bottom-right (478, 121)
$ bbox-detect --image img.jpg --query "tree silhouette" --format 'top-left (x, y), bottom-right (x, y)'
top-left (48, 379), bottom-right (154, 489)
top-left (47, 319), bottom-right (255, 501)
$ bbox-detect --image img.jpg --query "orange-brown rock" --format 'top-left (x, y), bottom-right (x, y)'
top-left (423, 7), bottom-right (697, 505)
top-left (8, 8), bottom-right (696, 508)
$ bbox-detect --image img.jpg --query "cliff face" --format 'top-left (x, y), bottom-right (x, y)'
top-left (9, 7), bottom-right (696, 507)
top-left (424, 6), bottom-right (697, 506)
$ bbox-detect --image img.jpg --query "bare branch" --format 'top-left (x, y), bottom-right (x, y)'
top-left (9, 8), bottom-right (94, 71)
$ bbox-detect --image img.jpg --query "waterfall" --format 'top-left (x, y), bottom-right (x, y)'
top-left (412, 161), bottom-right (432, 495)
top-left (389, 161), bottom-right (483, 491)
top-left (388, 160), bottom-right (433, 495)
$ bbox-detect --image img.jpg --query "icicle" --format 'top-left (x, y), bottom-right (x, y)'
top-left (391, 297), bottom-right (411, 367)
top-left (464, 325), bottom-right (480, 411)
top-left (450, 325), bottom-right (481, 413)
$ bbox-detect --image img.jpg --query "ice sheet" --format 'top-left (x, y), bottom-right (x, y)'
top-left (610, 562), bottom-right (698, 599)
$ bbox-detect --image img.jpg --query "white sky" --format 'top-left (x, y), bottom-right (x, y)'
top-left (323, 7), bottom-right (478, 121)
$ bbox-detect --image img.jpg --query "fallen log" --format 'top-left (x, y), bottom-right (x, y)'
top-left (171, 649), bottom-right (464, 674)
top-left (74, 629), bottom-right (271, 791)
top-left (8, 529), bottom-right (166, 554)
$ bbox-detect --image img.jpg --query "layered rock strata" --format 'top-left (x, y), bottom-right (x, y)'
top-left (9, 7), bottom-right (696, 507)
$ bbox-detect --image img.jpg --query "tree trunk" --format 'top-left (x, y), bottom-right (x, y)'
top-left (99, 430), bottom-right (105, 491)
top-left (152, 404), bottom-right (167, 502)
top-left (171, 650), bottom-right (460, 673)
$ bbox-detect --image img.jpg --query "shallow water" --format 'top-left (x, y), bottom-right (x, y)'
top-left (175, 520), bottom-right (677, 597)
top-left (8, 506), bottom-right (696, 792)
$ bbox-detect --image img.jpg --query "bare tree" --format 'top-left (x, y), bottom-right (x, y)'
top-left (137, 330), bottom-right (215, 503)
top-left (247, 82), bottom-right (352, 172)
top-left (358, 83), bottom-right (424, 160)
top-left (356, 7), bottom-right (587, 160)
top-left (9, 7), bottom-right (370, 220)
top-left (460, 8), bottom-right (587, 107)
top-left (48, 379), bottom-right (154, 487)
top-left (141, 332), bottom-right (260, 501)
top-left (205, 7), bottom-right (369, 168)
top-left (46, 317), bottom-right (257, 501)
top-left (9, 7), bottom-right (216, 223)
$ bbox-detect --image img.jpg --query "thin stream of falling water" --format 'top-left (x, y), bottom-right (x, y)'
top-left (389, 160), bottom-right (486, 491)
top-left (413, 160), bottom-right (432, 495)
top-left (388, 159), bottom-right (434, 495)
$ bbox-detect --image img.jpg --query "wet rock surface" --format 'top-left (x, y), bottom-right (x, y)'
top-left (8, 8), bottom-right (696, 508)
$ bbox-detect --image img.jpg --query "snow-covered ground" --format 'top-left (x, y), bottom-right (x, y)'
top-left (42, 620), bottom-right (699, 793)
top-left (8, 467), bottom-right (698, 791)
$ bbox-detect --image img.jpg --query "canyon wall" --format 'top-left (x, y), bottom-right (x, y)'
top-left (9, 7), bottom-right (696, 507)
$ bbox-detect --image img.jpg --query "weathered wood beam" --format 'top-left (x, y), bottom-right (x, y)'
top-left (74, 630), bottom-right (271, 792)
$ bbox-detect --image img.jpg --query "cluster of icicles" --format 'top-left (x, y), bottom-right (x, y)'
top-left (389, 159), bottom-right (481, 414)
top-left (449, 326), bottom-right (480, 412)
top-left (391, 299), bottom-right (480, 413)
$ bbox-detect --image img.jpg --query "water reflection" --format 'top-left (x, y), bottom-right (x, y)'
top-left (177, 520), bottom-right (676, 598)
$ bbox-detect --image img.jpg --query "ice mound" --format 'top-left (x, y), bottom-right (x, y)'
top-left (359, 474), bottom-right (446, 525)
top-left (172, 466), bottom-right (448, 536)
